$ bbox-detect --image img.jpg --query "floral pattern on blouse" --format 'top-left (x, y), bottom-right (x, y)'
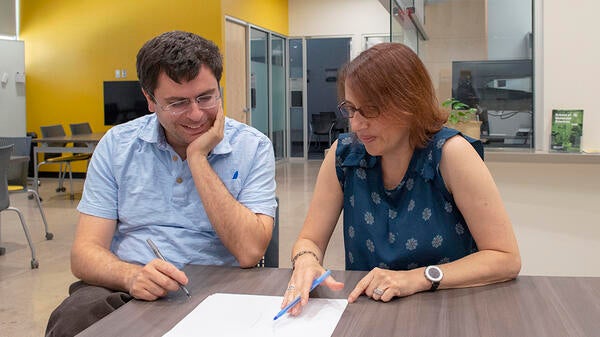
top-left (335, 127), bottom-right (483, 271)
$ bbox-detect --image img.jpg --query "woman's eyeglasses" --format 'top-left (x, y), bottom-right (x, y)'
top-left (337, 100), bottom-right (380, 119)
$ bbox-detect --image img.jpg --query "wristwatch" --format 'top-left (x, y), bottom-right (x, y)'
top-left (424, 265), bottom-right (443, 291)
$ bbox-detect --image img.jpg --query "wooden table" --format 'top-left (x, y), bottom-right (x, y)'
top-left (77, 266), bottom-right (600, 337)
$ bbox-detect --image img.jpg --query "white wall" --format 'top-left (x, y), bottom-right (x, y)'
top-left (512, 2), bottom-right (600, 277)
top-left (0, 39), bottom-right (26, 136)
top-left (488, 161), bottom-right (600, 276)
top-left (543, 1), bottom-right (600, 152)
top-left (288, 0), bottom-right (389, 59)
top-left (488, 0), bottom-right (532, 59)
top-left (0, 0), bottom-right (17, 37)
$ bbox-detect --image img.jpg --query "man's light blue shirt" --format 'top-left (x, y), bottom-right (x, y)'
top-left (77, 114), bottom-right (277, 268)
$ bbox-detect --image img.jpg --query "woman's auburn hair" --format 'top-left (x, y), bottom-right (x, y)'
top-left (338, 43), bottom-right (447, 148)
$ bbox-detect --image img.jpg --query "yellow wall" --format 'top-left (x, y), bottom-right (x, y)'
top-left (20, 0), bottom-right (287, 173)
top-left (222, 0), bottom-right (289, 36)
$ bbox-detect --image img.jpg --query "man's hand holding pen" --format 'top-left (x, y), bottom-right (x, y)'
top-left (127, 259), bottom-right (190, 301)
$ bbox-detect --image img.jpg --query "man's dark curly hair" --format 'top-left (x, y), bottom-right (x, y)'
top-left (136, 31), bottom-right (223, 96)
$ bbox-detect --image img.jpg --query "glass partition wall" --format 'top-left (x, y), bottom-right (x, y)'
top-left (249, 27), bottom-right (288, 160)
top-left (388, 0), bottom-right (534, 149)
top-left (250, 29), bottom-right (269, 136)
top-left (288, 39), bottom-right (305, 158)
top-left (226, 19), bottom-right (288, 160)
top-left (271, 35), bottom-right (286, 160)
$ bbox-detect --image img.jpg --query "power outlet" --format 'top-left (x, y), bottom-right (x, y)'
top-left (115, 69), bottom-right (121, 78)
top-left (15, 72), bottom-right (26, 83)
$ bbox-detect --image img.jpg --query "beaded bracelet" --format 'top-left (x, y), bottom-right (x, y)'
top-left (291, 250), bottom-right (319, 270)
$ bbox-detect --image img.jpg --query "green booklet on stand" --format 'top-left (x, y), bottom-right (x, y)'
top-left (551, 109), bottom-right (583, 152)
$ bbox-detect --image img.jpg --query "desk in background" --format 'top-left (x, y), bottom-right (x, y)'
top-left (32, 133), bottom-right (104, 196)
top-left (9, 155), bottom-right (29, 165)
top-left (78, 266), bottom-right (600, 337)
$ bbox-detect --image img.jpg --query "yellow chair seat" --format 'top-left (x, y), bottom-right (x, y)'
top-left (45, 154), bottom-right (92, 163)
top-left (8, 185), bottom-right (25, 192)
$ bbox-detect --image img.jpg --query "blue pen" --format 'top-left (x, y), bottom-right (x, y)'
top-left (273, 269), bottom-right (332, 320)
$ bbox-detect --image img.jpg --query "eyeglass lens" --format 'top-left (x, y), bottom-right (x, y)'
top-left (165, 94), bottom-right (220, 115)
top-left (338, 101), bottom-right (379, 119)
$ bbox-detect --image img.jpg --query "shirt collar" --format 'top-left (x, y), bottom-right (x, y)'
top-left (137, 114), bottom-right (233, 155)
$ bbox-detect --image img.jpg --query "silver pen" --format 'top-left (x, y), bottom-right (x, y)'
top-left (146, 238), bottom-right (191, 299)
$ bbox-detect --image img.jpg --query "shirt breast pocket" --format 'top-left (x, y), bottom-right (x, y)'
top-left (223, 176), bottom-right (242, 200)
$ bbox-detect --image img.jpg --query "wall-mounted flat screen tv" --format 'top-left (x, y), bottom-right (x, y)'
top-left (103, 81), bottom-right (153, 125)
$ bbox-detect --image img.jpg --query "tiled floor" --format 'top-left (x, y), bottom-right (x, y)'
top-left (0, 160), bottom-right (344, 336)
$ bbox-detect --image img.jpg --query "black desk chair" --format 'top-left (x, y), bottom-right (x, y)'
top-left (0, 144), bottom-right (40, 268)
top-left (309, 114), bottom-right (336, 150)
top-left (320, 111), bottom-right (348, 143)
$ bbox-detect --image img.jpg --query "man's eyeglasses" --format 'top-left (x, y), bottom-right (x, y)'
top-left (337, 100), bottom-right (380, 119)
top-left (146, 90), bottom-right (221, 116)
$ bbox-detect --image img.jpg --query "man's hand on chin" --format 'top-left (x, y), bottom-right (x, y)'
top-left (187, 105), bottom-right (225, 159)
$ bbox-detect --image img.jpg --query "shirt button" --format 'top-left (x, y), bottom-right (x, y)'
top-left (176, 177), bottom-right (183, 184)
top-left (172, 155), bottom-right (178, 161)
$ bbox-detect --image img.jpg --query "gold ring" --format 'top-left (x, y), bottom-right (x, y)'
top-left (287, 285), bottom-right (296, 291)
top-left (374, 288), bottom-right (384, 296)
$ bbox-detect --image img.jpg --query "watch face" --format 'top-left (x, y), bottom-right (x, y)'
top-left (426, 266), bottom-right (443, 282)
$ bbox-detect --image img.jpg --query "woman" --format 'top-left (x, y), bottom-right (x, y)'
top-left (282, 43), bottom-right (520, 316)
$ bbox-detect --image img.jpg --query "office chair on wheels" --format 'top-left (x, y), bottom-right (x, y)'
top-left (309, 114), bottom-right (336, 151)
top-left (320, 111), bottom-right (348, 144)
top-left (0, 144), bottom-right (40, 269)
top-left (38, 124), bottom-right (91, 200)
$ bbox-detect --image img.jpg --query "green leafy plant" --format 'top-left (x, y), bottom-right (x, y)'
top-left (441, 98), bottom-right (478, 124)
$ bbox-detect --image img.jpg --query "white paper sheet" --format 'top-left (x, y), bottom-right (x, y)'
top-left (163, 293), bottom-right (348, 337)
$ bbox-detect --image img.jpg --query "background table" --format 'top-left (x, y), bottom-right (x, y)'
top-left (77, 266), bottom-right (600, 337)
top-left (9, 155), bottom-right (29, 164)
top-left (32, 133), bottom-right (104, 194)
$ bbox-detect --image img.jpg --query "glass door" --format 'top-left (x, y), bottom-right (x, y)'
top-left (271, 35), bottom-right (287, 160)
top-left (288, 38), bottom-right (305, 158)
top-left (250, 28), bottom-right (269, 136)
top-left (306, 37), bottom-right (351, 160)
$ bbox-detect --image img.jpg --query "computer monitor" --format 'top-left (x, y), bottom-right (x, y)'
top-left (452, 59), bottom-right (533, 146)
top-left (103, 81), bottom-right (153, 126)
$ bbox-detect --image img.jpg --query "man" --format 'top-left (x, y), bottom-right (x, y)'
top-left (46, 31), bottom-right (277, 336)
